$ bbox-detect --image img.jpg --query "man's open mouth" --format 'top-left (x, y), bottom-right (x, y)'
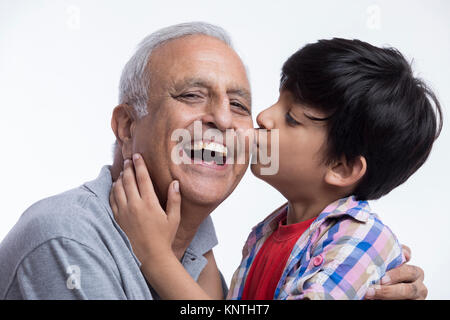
top-left (183, 140), bottom-right (228, 166)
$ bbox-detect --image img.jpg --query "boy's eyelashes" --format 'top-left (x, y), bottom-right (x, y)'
top-left (285, 112), bottom-right (302, 126)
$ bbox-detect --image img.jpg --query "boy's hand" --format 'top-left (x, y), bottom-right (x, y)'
top-left (109, 153), bottom-right (181, 266)
top-left (365, 245), bottom-right (428, 300)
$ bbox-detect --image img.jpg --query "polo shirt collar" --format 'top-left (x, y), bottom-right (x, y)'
top-left (83, 165), bottom-right (115, 219)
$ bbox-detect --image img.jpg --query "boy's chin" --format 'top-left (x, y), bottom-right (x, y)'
top-left (250, 163), bottom-right (278, 181)
top-left (250, 163), bottom-right (290, 198)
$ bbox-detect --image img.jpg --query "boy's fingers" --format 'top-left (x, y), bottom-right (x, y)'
top-left (109, 188), bottom-right (119, 219)
top-left (132, 153), bottom-right (159, 204)
top-left (113, 174), bottom-right (128, 212)
top-left (166, 181), bottom-right (181, 230)
top-left (122, 158), bottom-right (140, 202)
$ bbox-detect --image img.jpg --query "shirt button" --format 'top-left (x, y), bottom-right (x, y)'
top-left (313, 254), bottom-right (323, 267)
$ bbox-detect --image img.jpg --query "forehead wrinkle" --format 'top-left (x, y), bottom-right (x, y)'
top-left (172, 77), bottom-right (213, 91)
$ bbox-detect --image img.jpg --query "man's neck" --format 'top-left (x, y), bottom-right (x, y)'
top-left (110, 153), bottom-right (125, 182)
top-left (171, 199), bottom-right (214, 260)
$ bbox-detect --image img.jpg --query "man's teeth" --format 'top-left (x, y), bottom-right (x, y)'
top-left (191, 141), bottom-right (227, 156)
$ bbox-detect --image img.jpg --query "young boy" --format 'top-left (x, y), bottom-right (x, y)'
top-left (110, 38), bottom-right (442, 299)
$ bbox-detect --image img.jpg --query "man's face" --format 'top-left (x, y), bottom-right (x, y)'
top-left (131, 35), bottom-right (253, 208)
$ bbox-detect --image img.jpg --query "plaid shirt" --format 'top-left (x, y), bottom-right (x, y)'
top-left (227, 196), bottom-right (405, 300)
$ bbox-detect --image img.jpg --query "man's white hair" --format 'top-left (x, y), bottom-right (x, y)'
top-left (118, 21), bottom-right (233, 118)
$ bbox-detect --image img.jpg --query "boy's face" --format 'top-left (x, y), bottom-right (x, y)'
top-left (252, 90), bottom-right (330, 201)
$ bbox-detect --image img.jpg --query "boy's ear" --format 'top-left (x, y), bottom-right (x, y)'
top-left (324, 155), bottom-right (367, 188)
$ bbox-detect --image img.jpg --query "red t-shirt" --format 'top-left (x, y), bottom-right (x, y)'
top-left (241, 216), bottom-right (316, 300)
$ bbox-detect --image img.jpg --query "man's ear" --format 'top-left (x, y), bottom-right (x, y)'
top-left (324, 155), bottom-right (367, 189)
top-left (111, 104), bottom-right (137, 160)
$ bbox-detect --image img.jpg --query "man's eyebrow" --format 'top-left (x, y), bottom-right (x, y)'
top-left (173, 77), bottom-right (212, 91)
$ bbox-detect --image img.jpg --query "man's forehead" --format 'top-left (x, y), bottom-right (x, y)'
top-left (148, 35), bottom-right (251, 104)
top-left (150, 35), bottom-right (237, 64)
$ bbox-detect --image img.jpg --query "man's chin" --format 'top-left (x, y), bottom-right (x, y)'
top-left (178, 174), bottom-right (240, 209)
top-left (171, 161), bottom-right (246, 209)
top-left (250, 163), bottom-right (265, 179)
top-left (180, 184), bottom-right (231, 208)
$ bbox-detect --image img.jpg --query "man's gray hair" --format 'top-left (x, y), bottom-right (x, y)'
top-left (118, 21), bottom-right (233, 118)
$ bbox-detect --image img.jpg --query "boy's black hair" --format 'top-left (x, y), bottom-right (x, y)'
top-left (281, 38), bottom-right (443, 200)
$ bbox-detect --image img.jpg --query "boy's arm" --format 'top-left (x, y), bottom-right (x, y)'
top-left (365, 245), bottom-right (427, 300)
top-left (286, 218), bottom-right (404, 300)
top-left (109, 154), bottom-right (213, 300)
top-left (140, 249), bottom-right (223, 300)
top-left (198, 250), bottom-right (226, 299)
top-left (139, 249), bottom-right (212, 300)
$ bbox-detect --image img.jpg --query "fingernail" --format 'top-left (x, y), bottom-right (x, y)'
top-left (173, 180), bottom-right (179, 193)
top-left (366, 287), bottom-right (375, 299)
top-left (119, 171), bottom-right (123, 176)
top-left (124, 159), bottom-right (130, 167)
top-left (133, 153), bottom-right (140, 161)
top-left (381, 274), bottom-right (391, 285)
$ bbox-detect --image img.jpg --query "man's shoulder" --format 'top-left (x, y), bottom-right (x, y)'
top-left (0, 180), bottom-right (123, 291)
top-left (0, 183), bottom-right (113, 269)
top-left (16, 185), bottom-right (109, 241)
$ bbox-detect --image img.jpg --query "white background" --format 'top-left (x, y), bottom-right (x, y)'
top-left (1, 0), bottom-right (449, 299)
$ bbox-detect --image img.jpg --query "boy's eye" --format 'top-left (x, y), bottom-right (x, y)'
top-left (285, 112), bottom-right (301, 126)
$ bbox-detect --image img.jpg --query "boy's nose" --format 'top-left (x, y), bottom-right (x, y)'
top-left (256, 109), bottom-right (274, 130)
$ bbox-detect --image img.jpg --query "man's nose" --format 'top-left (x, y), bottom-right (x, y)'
top-left (202, 97), bottom-right (233, 131)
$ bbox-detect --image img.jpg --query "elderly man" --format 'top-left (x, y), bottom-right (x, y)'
top-left (0, 22), bottom-right (426, 299)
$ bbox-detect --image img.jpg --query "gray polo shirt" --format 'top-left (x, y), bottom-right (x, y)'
top-left (0, 166), bottom-right (220, 299)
